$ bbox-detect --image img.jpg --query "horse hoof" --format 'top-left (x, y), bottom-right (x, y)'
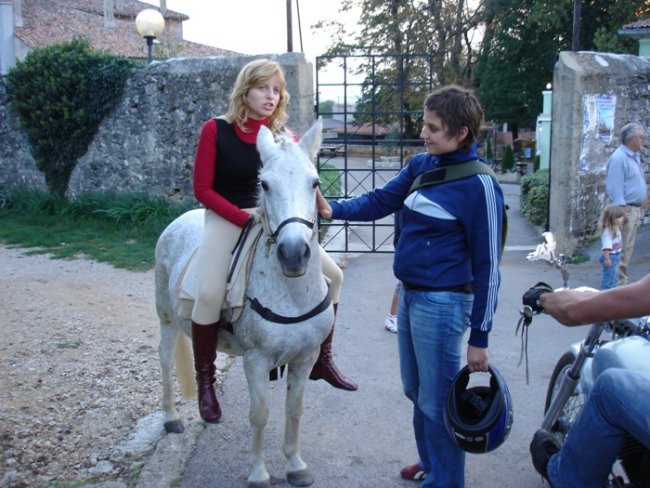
top-left (247, 480), bottom-right (271, 488)
top-left (287, 469), bottom-right (315, 487)
top-left (163, 420), bottom-right (184, 433)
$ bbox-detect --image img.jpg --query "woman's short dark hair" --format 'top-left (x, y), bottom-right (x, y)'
top-left (424, 85), bottom-right (484, 151)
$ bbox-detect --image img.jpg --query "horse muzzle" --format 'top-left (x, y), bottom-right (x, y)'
top-left (277, 240), bottom-right (311, 277)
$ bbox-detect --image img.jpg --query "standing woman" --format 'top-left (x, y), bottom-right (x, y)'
top-left (191, 59), bottom-right (357, 424)
top-left (317, 85), bottom-right (504, 487)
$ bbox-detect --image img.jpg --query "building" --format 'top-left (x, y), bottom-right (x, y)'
top-left (619, 18), bottom-right (650, 57)
top-left (0, 0), bottom-right (237, 74)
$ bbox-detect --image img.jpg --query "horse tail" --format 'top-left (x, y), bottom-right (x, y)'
top-left (175, 332), bottom-right (196, 399)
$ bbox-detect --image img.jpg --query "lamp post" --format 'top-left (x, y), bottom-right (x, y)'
top-left (135, 8), bottom-right (165, 64)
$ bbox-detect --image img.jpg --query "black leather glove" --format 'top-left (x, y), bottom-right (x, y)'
top-left (522, 282), bottom-right (553, 313)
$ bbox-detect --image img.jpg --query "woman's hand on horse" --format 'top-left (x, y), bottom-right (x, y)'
top-left (316, 188), bottom-right (332, 219)
top-left (247, 211), bottom-right (262, 226)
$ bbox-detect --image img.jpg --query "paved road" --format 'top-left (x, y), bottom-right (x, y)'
top-left (138, 183), bottom-right (649, 488)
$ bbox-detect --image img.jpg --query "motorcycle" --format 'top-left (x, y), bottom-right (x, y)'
top-left (518, 232), bottom-right (650, 487)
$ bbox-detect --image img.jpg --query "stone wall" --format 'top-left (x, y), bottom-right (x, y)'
top-left (0, 53), bottom-right (314, 201)
top-left (0, 79), bottom-right (46, 191)
top-left (550, 51), bottom-right (650, 254)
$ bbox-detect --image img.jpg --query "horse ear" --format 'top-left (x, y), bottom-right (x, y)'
top-left (298, 118), bottom-right (323, 162)
top-left (257, 125), bottom-right (277, 163)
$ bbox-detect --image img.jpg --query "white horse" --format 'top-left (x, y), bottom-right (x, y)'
top-left (155, 119), bottom-right (334, 488)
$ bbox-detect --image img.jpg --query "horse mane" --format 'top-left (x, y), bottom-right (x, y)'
top-left (275, 129), bottom-right (295, 149)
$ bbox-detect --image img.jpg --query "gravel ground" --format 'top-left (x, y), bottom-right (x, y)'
top-left (0, 245), bottom-right (227, 488)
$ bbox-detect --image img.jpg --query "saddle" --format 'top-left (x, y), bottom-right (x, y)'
top-left (175, 219), bottom-right (264, 324)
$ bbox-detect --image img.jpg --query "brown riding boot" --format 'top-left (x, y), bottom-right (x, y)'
top-left (191, 321), bottom-right (223, 423)
top-left (309, 304), bottom-right (358, 391)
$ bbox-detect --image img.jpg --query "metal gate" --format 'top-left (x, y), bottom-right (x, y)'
top-left (315, 53), bottom-right (435, 253)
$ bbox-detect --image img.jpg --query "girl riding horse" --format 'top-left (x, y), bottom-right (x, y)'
top-left (190, 58), bottom-right (357, 424)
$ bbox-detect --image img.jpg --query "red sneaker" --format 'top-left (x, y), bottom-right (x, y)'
top-left (400, 463), bottom-right (427, 481)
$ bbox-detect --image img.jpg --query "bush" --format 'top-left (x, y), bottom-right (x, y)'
top-left (520, 168), bottom-right (549, 227)
top-left (485, 138), bottom-right (494, 161)
top-left (501, 144), bottom-right (514, 171)
top-left (318, 162), bottom-right (342, 199)
top-left (6, 38), bottom-right (136, 196)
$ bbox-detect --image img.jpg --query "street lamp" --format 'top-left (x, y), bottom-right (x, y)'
top-left (135, 8), bottom-right (165, 64)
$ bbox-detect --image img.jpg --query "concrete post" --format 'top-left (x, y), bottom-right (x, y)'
top-left (536, 89), bottom-right (552, 170)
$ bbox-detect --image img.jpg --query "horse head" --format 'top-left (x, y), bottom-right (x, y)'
top-left (256, 119), bottom-right (323, 277)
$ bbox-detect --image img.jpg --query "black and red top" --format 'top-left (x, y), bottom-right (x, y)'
top-left (193, 118), bottom-right (268, 228)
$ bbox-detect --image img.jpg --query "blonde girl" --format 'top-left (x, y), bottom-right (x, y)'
top-left (190, 59), bottom-right (356, 424)
top-left (598, 204), bottom-right (626, 290)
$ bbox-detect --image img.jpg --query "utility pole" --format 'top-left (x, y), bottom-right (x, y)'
top-left (572, 0), bottom-right (581, 51)
top-left (286, 0), bottom-right (293, 52)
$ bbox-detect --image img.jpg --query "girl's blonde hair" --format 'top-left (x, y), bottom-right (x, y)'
top-left (223, 59), bottom-right (290, 134)
top-left (599, 204), bottom-right (626, 234)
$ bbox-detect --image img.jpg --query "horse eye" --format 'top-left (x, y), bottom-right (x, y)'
top-left (313, 179), bottom-right (320, 189)
top-left (260, 181), bottom-right (269, 192)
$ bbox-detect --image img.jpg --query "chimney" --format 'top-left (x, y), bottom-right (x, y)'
top-left (160, 0), bottom-right (167, 16)
top-left (14, 0), bottom-right (22, 27)
top-left (103, 0), bottom-right (115, 27)
top-left (0, 0), bottom-right (16, 74)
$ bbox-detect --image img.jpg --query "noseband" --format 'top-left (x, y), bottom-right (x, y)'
top-left (267, 216), bottom-right (315, 244)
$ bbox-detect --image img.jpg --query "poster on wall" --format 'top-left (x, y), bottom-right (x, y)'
top-left (580, 94), bottom-right (616, 172)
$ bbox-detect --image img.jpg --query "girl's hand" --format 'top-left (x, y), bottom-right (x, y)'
top-left (316, 188), bottom-right (332, 219)
top-left (604, 259), bottom-right (612, 268)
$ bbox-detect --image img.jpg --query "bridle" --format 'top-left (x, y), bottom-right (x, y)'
top-left (242, 202), bottom-right (331, 325)
top-left (266, 216), bottom-right (316, 245)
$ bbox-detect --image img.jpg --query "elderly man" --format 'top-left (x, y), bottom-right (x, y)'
top-left (605, 122), bottom-right (650, 285)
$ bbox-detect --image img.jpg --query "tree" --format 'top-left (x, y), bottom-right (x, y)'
top-left (6, 38), bottom-right (134, 196)
top-left (485, 138), bottom-right (494, 161)
top-left (501, 144), bottom-right (514, 171)
top-left (475, 0), bottom-right (650, 132)
top-left (315, 0), bottom-right (483, 138)
top-left (318, 100), bottom-right (335, 119)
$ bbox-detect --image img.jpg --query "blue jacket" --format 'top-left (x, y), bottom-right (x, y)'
top-left (330, 146), bottom-right (503, 347)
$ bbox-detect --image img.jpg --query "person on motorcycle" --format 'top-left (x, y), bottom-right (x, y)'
top-left (535, 273), bottom-right (650, 326)
top-left (524, 275), bottom-right (650, 487)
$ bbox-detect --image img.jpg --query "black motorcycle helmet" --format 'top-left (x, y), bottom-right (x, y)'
top-left (444, 364), bottom-right (513, 453)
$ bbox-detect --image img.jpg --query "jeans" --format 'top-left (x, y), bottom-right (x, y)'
top-left (547, 368), bottom-right (650, 488)
top-left (599, 252), bottom-right (620, 290)
top-left (397, 288), bottom-right (473, 488)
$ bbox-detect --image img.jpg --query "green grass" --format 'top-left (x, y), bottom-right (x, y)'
top-left (0, 188), bottom-right (196, 271)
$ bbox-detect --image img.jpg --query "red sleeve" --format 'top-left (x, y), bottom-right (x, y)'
top-left (287, 127), bottom-right (299, 142)
top-left (193, 119), bottom-right (250, 228)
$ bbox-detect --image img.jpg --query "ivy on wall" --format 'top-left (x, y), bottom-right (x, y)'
top-left (6, 38), bottom-right (136, 196)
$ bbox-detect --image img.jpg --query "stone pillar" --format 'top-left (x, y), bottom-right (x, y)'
top-left (549, 51), bottom-right (650, 255)
top-left (536, 88), bottom-right (552, 170)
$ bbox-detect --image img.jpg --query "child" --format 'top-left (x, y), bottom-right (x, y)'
top-left (599, 204), bottom-right (626, 290)
top-left (384, 282), bottom-right (401, 333)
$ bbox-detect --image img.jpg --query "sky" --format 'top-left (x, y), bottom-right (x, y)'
top-left (141, 0), bottom-right (357, 68)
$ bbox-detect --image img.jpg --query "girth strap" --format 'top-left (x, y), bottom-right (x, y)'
top-left (247, 287), bottom-right (332, 324)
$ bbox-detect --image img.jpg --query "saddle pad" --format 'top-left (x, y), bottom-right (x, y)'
top-left (175, 222), bottom-right (263, 322)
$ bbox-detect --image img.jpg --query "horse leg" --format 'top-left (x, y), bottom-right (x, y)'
top-left (244, 354), bottom-right (272, 488)
top-left (284, 357), bottom-right (316, 487)
top-left (159, 318), bottom-right (184, 433)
